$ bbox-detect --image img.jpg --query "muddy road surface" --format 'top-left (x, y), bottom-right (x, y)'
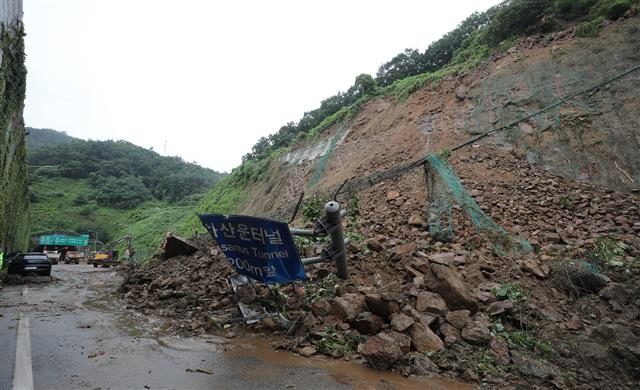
top-left (0, 264), bottom-right (473, 390)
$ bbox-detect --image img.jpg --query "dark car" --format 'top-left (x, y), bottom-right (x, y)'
top-left (7, 252), bottom-right (52, 277)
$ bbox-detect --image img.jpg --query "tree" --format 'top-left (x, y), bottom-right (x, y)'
top-left (350, 74), bottom-right (377, 98)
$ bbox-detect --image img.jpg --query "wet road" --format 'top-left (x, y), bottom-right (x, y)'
top-left (0, 264), bottom-right (474, 390)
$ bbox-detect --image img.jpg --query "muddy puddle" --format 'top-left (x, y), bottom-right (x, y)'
top-left (228, 336), bottom-right (475, 390)
top-left (153, 333), bottom-right (475, 390)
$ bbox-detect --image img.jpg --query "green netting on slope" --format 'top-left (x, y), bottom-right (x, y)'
top-left (425, 154), bottom-right (532, 257)
top-left (308, 122), bottom-right (347, 188)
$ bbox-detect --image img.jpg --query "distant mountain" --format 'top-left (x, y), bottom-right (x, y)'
top-left (26, 127), bottom-right (78, 153)
top-left (27, 130), bottom-right (227, 250)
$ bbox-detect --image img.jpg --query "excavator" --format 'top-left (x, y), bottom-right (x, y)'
top-left (89, 235), bottom-right (134, 267)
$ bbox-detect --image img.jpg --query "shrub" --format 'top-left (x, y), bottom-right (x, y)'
top-left (576, 17), bottom-right (605, 36)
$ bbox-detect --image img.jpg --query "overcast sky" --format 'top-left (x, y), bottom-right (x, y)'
top-left (23, 0), bottom-right (500, 173)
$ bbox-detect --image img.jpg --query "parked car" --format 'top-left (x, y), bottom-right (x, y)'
top-left (7, 252), bottom-right (52, 277)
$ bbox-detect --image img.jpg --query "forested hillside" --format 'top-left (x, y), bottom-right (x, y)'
top-left (27, 133), bottom-right (226, 252)
top-left (25, 127), bottom-right (77, 151)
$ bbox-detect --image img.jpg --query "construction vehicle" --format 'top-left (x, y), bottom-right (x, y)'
top-left (88, 235), bottom-right (134, 267)
top-left (65, 250), bottom-right (84, 264)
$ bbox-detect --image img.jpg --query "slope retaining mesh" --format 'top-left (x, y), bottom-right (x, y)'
top-left (267, 63), bottom-right (640, 257)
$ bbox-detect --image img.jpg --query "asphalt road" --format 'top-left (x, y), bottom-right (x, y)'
top-left (0, 264), bottom-right (473, 390)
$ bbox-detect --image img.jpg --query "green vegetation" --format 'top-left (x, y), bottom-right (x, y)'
top-left (301, 194), bottom-right (325, 224)
top-left (26, 131), bottom-right (225, 257)
top-left (316, 327), bottom-right (362, 358)
top-left (0, 22), bottom-right (30, 252)
top-left (25, 127), bottom-right (76, 152)
top-left (29, 138), bottom-right (225, 207)
top-left (306, 273), bottom-right (339, 304)
top-left (347, 194), bottom-right (361, 226)
top-left (587, 236), bottom-right (636, 280)
top-left (492, 283), bottom-right (527, 302)
top-left (589, 236), bottom-right (629, 263)
top-left (492, 321), bottom-right (554, 357)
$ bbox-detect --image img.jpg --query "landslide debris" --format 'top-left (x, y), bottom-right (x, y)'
top-left (119, 146), bottom-right (640, 389)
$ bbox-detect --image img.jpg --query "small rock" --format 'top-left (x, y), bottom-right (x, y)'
top-left (311, 299), bottom-right (332, 317)
top-left (388, 331), bottom-right (412, 354)
top-left (351, 312), bottom-right (383, 335)
top-left (408, 214), bottom-right (424, 226)
top-left (430, 264), bottom-right (478, 312)
top-left (455, 85), bottom-right (468, 100)
top-left (564, 317), bottom-right (582, 330)
top-left (461, 320), bottom-right (491, 345)
top-left (416, 291), bottom-right (448, 315)
top-left (599, 282), bottom-right (632, 306)
top-left (439, 322), bottom-right (460, 346)
top-left (462, 368), bottom-right (479, 382)
top-left (543, 232), bottom-right (562, 244)
top-left (489, 337), bottom-right (510, 365)
top-left (428, 253), bottom-right (455, 265)
top-left (486, 300), bottom-right (514, 316)
top-left (366, 239), bottom-right (384, 252)
top-left (390, 313), bottom-right (415, 332)
top-left (445, 310), bottom-right (471, 329)
top-left (358, 332), bottom-right (402, 370)
top-left (298, 346), bottom-right (317, 357)
top-left (409, 322), bottom-right (444, 353)
top-left (520, 257), bottom-right (548, 279)
top-left (365, 294), bottom-right (400, 319)
top-left (331, 293), bottom-right (366, 322)
top-left (393, 243), bottom-right (416, 257)
top-left (386, 191), bottom-right (401, 201)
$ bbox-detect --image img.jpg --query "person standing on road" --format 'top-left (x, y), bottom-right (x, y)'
top-left (0, 247), bottom-right (4, 270)
top-left (59, 246), bottom-right (68, 264)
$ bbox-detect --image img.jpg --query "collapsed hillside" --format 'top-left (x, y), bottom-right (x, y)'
top-left (119, 17), bottom-right (640, 389)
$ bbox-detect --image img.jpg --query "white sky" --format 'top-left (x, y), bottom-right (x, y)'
top-left (23, 0), bottom-right (500, 173)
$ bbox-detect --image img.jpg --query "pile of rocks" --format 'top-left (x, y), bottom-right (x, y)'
top-left (118, 147), bottom-right (640, 389)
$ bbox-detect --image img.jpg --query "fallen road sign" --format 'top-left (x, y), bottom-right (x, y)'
top-left (198, 214), bottom-right (306, 284)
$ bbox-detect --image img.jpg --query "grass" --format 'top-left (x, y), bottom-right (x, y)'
top-left (587, 236), bottom-right (635, 280)
top-left (316, 327), bottom-right (362, 358)
top-left (306, 273), bottom-right (339, 304)
top-left (492, 320), bottom-right (554, 357)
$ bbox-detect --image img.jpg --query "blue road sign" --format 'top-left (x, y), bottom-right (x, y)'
top-left (198, 214), bottom-right (306, 284)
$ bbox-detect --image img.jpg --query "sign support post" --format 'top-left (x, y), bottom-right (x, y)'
top-left (324, 201), bottom-right (348, 279)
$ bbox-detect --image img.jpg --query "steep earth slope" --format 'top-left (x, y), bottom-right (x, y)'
top-left (120, 17), bottom-right (640, 389)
